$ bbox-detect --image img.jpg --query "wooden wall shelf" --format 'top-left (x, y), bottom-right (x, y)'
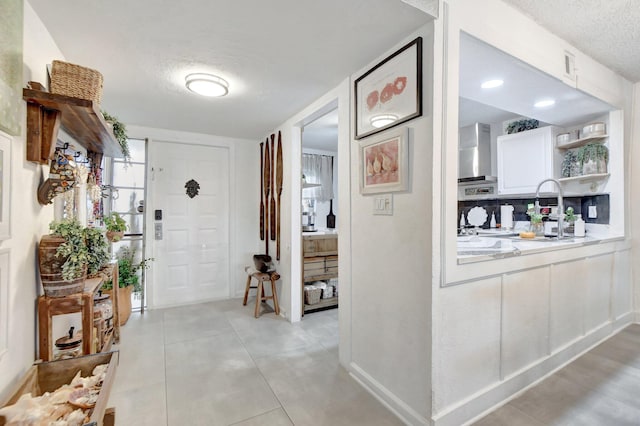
top-left (23, 87), bottom-right (123, 164)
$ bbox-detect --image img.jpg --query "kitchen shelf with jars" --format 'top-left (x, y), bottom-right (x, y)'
top-left (556, 121), bottom-right (610, 188)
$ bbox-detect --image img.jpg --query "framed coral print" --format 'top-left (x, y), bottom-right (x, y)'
top-left (0, 132), bottom-right (11, 240)
top-left (355, 37), bottom-right (422, 140)
top-left (359, 127), bottom-right (409, 194)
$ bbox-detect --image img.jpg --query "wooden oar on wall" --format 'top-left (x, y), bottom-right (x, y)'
top-left (270, 134), bottom-right (277, 241)
top-left (276, 131), bottom-right (283, 260)
top-left (259, 142), bottom-right (265, 241)
top-left (263, 138), bottom-right (271, 256)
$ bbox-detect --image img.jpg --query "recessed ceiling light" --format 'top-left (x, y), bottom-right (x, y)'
top-left (534, 99), bottom-right (555, 108)
top-left (480, 79), bottom-right (503, 89)
top-left (185, 73), bottom-right (229, 97)
top-left (370, 114), bottom-right (398, 128)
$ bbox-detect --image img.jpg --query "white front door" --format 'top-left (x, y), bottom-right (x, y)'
top-left (149, 141), bottom-right (230, 308)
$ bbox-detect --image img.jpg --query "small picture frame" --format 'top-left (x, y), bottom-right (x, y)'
top-left (354, 37), bottom-right (422, 140)
top-left (359, 127), bottom-right (409, 195)
top-left (0, 131), bottom-right (11, 241)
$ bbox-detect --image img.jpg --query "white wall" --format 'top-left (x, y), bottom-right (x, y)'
top-left (348, 24), bottom-right (434, 425)
top-left (0, 2), bottom-right (60, 400)
top-left (631, 83), bottom-right (640, 321)
top-left (127, 125), bottom-right (260, 304)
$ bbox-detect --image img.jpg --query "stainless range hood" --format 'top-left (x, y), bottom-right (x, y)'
top-left (458, 122), bottom-right (496, 185)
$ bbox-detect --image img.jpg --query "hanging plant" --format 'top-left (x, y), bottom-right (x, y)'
top-left (102, 110), bottom-right (131, 162)
top-left (506, 118), bottom-right (539, 134)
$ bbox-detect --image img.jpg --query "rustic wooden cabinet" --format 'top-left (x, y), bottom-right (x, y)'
top-left (38, 262), bottom-right (119, 362)
top-left (302, 233), bottom-right (338, 315)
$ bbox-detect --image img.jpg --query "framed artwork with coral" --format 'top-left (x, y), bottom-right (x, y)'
top-left (354, 37), bottom-right (422, 140)
top-left (359, 127), bottom-right (409, 194)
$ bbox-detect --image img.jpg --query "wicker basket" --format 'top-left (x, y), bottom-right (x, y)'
top-left (304, 287), bottom-right (322, 305)
top-left (50, 60), bottom-right (104, 104)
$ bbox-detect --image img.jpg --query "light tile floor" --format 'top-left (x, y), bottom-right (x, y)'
top-left (474, 324), bottom-right (640, 426)
top-left (110, 300), bottom-right (640, 426)
top-left (108, 299), bottom-right (403, 426)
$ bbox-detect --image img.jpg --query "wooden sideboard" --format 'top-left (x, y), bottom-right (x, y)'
top-left (302, 233), bottom-right (338, 315)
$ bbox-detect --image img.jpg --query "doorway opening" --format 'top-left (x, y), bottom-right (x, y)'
top-left (300, 107), bottom-right (339, 317)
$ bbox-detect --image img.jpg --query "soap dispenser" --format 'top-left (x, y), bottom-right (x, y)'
top-left (574, 215), bottom-right (585, 237)
top-left (460, 212), bottom-right (466, 228)
top-left (490, 212), bottom-right (497, 228)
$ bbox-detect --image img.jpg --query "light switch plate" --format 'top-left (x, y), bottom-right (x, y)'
top-left (588, 205), bottom-right (597, 218)
top-left (373, 194), bottom-right (393, 215)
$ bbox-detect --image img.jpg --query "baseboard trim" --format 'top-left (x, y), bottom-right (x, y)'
top-left (433, 317), bottom-right (634, 426)
top-left (349, 362), bottom-right (429, 426)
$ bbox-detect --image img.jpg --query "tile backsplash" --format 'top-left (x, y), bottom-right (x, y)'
top-left (458, 194), bottom-right (609, 228)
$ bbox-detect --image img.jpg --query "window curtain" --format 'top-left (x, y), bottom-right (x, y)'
top-left (302, 154), bottom-right (334, 201)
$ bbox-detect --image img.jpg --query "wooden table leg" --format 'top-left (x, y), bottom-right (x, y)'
top-left (271, 278), bottom-right (280, 315)
top-left (243, 275), bottom-right (252, 306)
top-left (254, 280), bottom-right (263, 318)
top-left (38, 297), bottom-right (52, 361)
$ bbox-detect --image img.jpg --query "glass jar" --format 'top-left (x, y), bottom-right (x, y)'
top-left (529, 221), bottom-right (544, 236)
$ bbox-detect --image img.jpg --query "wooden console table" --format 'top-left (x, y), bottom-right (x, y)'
top-left (38, 262), bottom-right (119, 361)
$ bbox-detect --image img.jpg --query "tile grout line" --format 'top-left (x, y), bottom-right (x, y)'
top-left (228, 306), bottom-right (296, 425)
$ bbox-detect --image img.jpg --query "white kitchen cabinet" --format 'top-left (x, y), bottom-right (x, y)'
top-left (497, 126), bottom-right (560, 194)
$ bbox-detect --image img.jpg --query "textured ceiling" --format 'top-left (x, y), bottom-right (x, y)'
top-left (27, 0), bottom-right (430, 140)
top-left (502, 0), bottom-right (640, 82)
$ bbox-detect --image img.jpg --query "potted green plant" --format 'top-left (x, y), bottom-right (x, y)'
top-left (526, 204), bottom-right (545, 236)
top-left (39, 220), bottom-right (89, 297)
top-left (564, 207), bottom-right (576, 234)
top-left (577, 143), bottom-right (608, 175)
top-left (84, 226), bottom-right (110, 275)
top-left (102, 111), bottom-right (131, 163)
top-left (102, 247), bottom-right (153, 325)
top-left (103, 212), bottom-right (127, 242)
top-left (39, 220), bottom-right (110, 297)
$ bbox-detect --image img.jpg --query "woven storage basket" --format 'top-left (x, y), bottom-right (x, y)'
top-left (304, 287), bottom-right (322, 305)
top-left (50, 60), bottom-right (104, 104)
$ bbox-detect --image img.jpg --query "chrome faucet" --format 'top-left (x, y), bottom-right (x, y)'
top-left (535, 178), bottom-right (564, 238)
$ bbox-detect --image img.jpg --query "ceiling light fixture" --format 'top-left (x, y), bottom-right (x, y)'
top-left (185, 73), bottom-right (229, 97)
top-left (534, 99), bottom-right (555, 108)
top-left (480, 79), bottom-right (504, 89)
top-left (370, 114), bottom-right (398, 128)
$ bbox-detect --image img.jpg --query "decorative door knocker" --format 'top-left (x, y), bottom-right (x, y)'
top-left (185, 179), bottom-right (200, 198)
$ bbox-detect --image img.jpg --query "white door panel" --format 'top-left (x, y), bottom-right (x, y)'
top-left (150, 141), bottom-right (230, 307)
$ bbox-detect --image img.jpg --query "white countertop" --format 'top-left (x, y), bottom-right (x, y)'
top-left (302, 228), bottom-right (338, 237)
top-left (457, 223), bottom-right (620, 264)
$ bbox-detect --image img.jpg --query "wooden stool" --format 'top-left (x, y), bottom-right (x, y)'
top-left (243, 269), bottom-right (280, 318)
